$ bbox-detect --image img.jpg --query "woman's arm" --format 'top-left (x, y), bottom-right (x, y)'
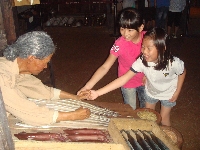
top-left (56, 107), bottom-right (91, 122)
top-left (59, 90), bottom-right (90, 100)
top-left (77, 54), bottom-right (117, 94)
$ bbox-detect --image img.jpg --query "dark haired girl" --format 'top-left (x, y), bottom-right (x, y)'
top-left (88, 28), bottom-right (186, 126)
top-left (78, 7), bottom-right (146, 110)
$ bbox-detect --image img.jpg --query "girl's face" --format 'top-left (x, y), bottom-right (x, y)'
top-left (120, 27), bottom-right (139, 42)
top-left (27, 54), bottom-right (53, 75)
top-left (141, 37), bottom-right (158, 63)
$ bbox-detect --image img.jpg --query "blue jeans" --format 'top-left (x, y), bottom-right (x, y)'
top-left (156, 6), bottom-right (169, 29)
top-left (121, 86), bottom-right (145, 110)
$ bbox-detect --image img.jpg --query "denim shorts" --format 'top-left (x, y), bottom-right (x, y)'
top-left (145, 91), bottom-right (176, 107)
top-left (121, 86), bottom-right (145, 110)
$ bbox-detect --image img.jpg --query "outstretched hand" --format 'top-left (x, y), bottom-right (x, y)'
top-left (77, 90), bottom-right (99, 100)
top-left (87, 90), bottom-right (99, 100)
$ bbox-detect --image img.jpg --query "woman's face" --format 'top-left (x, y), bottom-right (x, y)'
top-left (141, 37), bottom-right (158, 63)
top-left (27, 54), bottom-right (53, 75)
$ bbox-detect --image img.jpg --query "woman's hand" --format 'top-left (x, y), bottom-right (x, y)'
top-left (77, 90), bottom-right (91, 100)
top-left (72, 106), bottom-right (91, 120)
top-left (77, 86), bottom-right (89, 95)
top-left (56, 107), bottom-right (91, 122)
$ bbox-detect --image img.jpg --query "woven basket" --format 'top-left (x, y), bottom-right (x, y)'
top-left (133, 108), bottom-right (162, 124)
top-left (160, 125), bottom-right (183, 149)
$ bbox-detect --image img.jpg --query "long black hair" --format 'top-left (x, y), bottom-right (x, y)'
top-left (141, 27), bottom-right (174, 70)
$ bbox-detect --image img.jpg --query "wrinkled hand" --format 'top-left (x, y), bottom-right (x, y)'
top-left (72, 106), bottom-right (91, 120)
top-left (77, 90), bottom-right (91, 100)
top-left (77, 87), bottom-right (89, 95)
top-left (87, 90), bottom-right (99, 100)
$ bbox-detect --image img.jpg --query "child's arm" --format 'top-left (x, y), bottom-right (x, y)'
top-left (88, 70), bottom-right (136, 100)
top-left (170, 68), bottom-right (186, 102)
top-left (77, 54), bottom-right (117, 94)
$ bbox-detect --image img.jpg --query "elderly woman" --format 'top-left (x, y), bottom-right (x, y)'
top-left (1, 31), bottom-right (90, 126)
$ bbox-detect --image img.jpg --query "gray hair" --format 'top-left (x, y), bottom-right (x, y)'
top-left (3, 31), bottom-right (56, 61)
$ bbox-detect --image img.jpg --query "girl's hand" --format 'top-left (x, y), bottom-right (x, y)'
top-left (169, 91), bottom-right (179, 102)
top-left (87, 90), bottom-right (99, 100)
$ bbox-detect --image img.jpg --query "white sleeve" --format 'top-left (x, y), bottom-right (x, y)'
top-left (51, 88), bottom-right (61, 100)
top-left (52, 111), bottom-right (59, 123)
top-left (173, 57), bottom-right (185, 75)
top-left (131, 58), bottom-right (143, 73)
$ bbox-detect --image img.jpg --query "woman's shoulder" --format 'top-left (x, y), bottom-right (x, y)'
top-left (16, 74), bottom-right (41, 85)
top-left (0, 57), bottom-right (9, 64)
